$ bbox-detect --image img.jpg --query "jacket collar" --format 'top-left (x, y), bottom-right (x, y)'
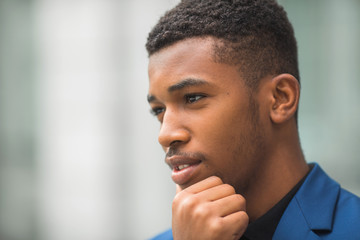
top-left (273, 163), bottom-right (340, 240)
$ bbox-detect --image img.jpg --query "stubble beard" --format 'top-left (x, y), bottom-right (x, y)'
top-left (231, 94), bottom-right (266, 195)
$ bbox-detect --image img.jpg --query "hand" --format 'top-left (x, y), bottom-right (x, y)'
top-left (172, 176), bottom-right (248, 240)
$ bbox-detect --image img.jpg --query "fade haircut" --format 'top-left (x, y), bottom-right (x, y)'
top-left (146, 0), bottom-right (300, 91)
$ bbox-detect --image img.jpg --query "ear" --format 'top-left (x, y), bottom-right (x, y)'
top-left (270, 74), bottom-right (300, 124)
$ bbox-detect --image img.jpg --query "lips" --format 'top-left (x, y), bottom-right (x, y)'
top-left (166, 156), bottom-right (202, 186)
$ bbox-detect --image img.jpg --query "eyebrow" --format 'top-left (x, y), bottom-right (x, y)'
top-left (168, 78), bottom-right (209, 92)
top-left (147, 78), bottom-right (209, 103)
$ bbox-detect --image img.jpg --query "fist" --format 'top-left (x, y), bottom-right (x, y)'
top-left (172, 176), bottom-right (248, 240)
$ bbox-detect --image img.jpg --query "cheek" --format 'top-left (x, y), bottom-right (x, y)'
top-left (196, 109), bottom-right (247, 155)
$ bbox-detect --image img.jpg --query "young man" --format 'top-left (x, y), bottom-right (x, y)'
top-left (146, 0), bottom-right (360, 239)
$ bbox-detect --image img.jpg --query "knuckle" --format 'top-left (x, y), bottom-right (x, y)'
top-left (223, 184), bottom-right (236, 194)
top-left (193, 204), bottom-right (209, 219)
top-left (208, 219), bottom-right (224, 236)
top-left (172, 192), bottom-right (192, 210)
top-left (178, 195), bottom-right (197, 211)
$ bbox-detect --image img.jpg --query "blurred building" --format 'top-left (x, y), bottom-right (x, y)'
top-left (0, 0), bottom-right (359, 239)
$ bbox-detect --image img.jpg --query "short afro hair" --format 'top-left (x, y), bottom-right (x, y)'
top-left (146, 0), bottom-right (300, 90)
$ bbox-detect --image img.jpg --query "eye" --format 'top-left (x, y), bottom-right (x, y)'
top-left (185, 94), bottom-right (205, 104)
top-left (150, 107), bottom-right (165, 116)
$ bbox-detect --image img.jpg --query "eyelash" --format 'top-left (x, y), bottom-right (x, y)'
top-left (150, 107), bottom-right (165, 116)
top-left (150, 93), bottom-right (206, 116)
top-left (184, 93), bottom-right (206, 104)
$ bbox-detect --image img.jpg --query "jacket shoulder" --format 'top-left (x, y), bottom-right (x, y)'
top-left (274, 163), bottom-right (360, 240)
top-left (326, 188), bottom-right (360, 239)
top-left (149, 229), bottom-right (173, 240)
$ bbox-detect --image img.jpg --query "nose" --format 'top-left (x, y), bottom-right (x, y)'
top-left (158, 109), bottom-right (190, 149)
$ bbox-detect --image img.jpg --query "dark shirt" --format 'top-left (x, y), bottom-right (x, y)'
top-left (240, 164), bottom-right (313, 240)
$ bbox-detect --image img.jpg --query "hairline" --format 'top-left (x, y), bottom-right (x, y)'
top-left (148, 35), bottom-right (265, 92)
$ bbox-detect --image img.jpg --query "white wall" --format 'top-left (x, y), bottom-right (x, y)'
top-left (35, 0), bottom-right (178, 239)
top-left (0, 1), bottom-right (359, 240)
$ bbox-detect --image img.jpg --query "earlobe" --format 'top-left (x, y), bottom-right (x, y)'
top-left (270, 74), bottom-right (300, 124)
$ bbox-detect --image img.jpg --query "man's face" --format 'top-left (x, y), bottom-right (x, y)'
top-left (148, 38), bottom-right (267, 194)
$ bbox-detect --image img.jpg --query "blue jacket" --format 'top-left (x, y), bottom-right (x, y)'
top-left (151, 164), bottom-right (360, 239)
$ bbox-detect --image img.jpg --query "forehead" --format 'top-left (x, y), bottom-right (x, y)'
top-left (148, 38), bottom-right (214, 78)
top-left (148, 38), bottom-right (245, 94)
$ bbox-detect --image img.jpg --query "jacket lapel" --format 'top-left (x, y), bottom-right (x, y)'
top-left (273, 164), bottom-right (340, 240)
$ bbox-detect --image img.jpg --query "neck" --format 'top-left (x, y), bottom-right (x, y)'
top-left (245, 124), bottom-right (309, 222)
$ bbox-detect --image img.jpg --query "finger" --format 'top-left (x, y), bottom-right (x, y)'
top-left (221, 211), bottom-right (249, 238)
top-left (212, 194), bottom-right (246, 217)
top-left (197, 183), bottom-right (236, 201)
top-left (184, 176), bottom-right (223, 194)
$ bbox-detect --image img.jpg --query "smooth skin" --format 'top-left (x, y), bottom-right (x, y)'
top-left (172, 176), bottom-right (248, 240)
top-left (148, 37), bottom-right (308, 240)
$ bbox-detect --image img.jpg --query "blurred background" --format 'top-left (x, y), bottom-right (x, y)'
top-left (0, 0), bottom-right (359, 239)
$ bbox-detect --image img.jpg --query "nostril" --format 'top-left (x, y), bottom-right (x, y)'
top-left (170, 140), bottom-right (182, 147)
